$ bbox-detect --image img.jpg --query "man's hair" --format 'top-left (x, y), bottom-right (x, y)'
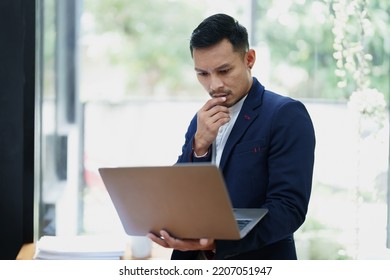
top-left (190, 13), bottom-right (249, 57)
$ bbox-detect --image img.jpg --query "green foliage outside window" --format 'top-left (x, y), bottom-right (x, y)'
top-left (83, 0), bottom-right (389, 102)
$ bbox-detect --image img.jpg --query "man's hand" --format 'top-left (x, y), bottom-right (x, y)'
top-left (147, 230), bottom-right (215, 251)
top-left (193, 97), bottom-right (230, 155)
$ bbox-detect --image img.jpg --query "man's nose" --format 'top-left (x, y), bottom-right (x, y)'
top-left (209, 75), bottom-right (224, 92)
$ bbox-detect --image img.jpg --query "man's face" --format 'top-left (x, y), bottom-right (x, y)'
top-left (192, 39), bottom-right (255, 107)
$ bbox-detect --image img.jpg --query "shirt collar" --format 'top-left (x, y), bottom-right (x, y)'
top-left (229, 94), bottom-right (247, 116)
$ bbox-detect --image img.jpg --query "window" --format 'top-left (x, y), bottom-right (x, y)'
top-left (35, 0), bottom-right (390, 259)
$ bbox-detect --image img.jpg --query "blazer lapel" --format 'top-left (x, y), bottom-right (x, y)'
top-left (219, 78), bottom-right (264, 170)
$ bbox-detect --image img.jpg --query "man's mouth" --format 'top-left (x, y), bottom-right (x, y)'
top-left (212, 94), bottom-right (228, 98)
top-left (210, 90), bottom-right (231, 98)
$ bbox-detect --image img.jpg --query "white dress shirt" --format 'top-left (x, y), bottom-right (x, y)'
top-left (212, 95), bottom-right (247, 166)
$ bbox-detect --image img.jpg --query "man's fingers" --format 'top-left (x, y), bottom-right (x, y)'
top-left (200, 104), bottom-right (230, 130)
top-left (208, 111), bottom-right (230, 124)
top-left (202, 97), bottom-right (226, 111)
top-left (200, 100), bottom-right (229, 118)
top-left (207, 106), bottom-right (230, 119)
top-left (159, 230), bottom-right (188, 248)
top-left (149, 230), bottom-right (215, 251)
top-left (147, 233), bottom-right (169, 248)
top-left (200, 238), bottom-right (212, 246)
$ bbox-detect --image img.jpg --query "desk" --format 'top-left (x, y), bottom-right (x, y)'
top-left (16, 242), bottom-right (172, 260)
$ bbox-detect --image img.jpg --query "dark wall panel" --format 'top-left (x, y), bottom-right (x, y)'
top-left (0, 0), bottom-right (35, 259)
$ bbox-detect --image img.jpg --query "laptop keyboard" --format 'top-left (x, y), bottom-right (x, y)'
top-left (237, 219), bottom-right (251, 230)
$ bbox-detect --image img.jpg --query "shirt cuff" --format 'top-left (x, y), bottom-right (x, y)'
top-left (193, 150), bottom-right (209, 158)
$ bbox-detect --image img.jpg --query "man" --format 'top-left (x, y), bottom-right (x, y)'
top-left (148, 13), bottom-right (315, 260)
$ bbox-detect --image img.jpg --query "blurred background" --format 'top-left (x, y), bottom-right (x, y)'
top-left (35, 0), bottom-right (390, 259)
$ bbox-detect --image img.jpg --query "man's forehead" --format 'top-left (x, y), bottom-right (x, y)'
top-left (193, 47), bottom-right (240, 72)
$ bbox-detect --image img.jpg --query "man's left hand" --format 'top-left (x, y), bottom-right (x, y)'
top-left (147, 230), bottom-right (215, 251)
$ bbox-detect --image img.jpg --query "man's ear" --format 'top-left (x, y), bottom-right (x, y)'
top-left (246, 49), bottom-right (256, 69)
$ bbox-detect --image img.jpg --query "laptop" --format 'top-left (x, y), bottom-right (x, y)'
top-left (98, 164), bottom-right (268, 240)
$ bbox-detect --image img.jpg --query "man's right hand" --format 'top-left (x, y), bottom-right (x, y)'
top-left (193, 97), bottom-right (230, 155)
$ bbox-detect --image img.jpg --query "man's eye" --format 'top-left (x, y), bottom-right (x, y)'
top-left (219, 69), bottom-right (230, 74)
top-left (197, 72), bottom-right (208, 77)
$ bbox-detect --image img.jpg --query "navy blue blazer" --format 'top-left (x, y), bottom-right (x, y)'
top-left (172, 77), bottom-right (315, 260)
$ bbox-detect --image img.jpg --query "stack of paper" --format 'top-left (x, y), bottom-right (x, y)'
top-left (34, 235), bottom-right (126, 260)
